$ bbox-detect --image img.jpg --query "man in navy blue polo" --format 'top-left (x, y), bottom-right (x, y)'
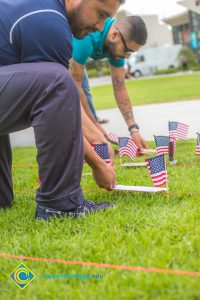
top-left (0, 0), bottom-right (125, 220)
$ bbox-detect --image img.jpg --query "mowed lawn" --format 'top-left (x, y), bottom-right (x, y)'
top-left (91, 73), bottom-right (200, 110)
top-left (0, 140), bottom-right (200, 299)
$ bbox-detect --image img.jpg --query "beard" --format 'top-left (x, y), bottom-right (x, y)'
top-left (104, 41), bottom-right (122, 61)
top-left (67, 3), bottom-right (95, 39)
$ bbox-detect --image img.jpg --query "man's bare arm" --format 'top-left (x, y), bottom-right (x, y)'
top-left (84, 137), bottom-right (116, 190)
top-left (111, 65), bottom-right (136, 126)
top-left (110, 65), bottom-right (148, 149)
top-left (81, 104), bottom-right (115, 165)
top-left (70, 58), bottom-right (109, 139)
top-left (70, 58), bottom-right (97, 121)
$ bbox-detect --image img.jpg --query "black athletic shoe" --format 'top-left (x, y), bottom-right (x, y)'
top-left (35, 200), bottom-right (115, 220)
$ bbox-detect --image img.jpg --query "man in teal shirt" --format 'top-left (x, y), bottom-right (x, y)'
top-left (70, 16), bottom-right (148, 152)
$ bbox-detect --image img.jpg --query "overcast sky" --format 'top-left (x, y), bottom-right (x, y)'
top-left (121, 0), bottom-right (187, 19)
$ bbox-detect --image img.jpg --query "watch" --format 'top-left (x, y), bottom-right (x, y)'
top-left (128, 124), bottom-right (139, 132)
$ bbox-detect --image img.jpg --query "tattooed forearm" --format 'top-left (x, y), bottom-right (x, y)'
top-left (116, 97), bottom-right (135, 122)
top-left (111, 67), bottom-right (135, 124)
top-left (111, 75), bottom-right (125, 91)
top-left (122, 111), bottom-right (134, 121)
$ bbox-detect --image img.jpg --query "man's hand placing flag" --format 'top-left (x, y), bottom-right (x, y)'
top-left (130, 131), bottom-right (148, 151)
top-left (84, 137), bottom-right (116, 190)
top-left (92, 162), bottom-right (116, 191)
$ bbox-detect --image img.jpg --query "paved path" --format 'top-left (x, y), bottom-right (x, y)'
top-left (10, 99), bottom-right (200, 147)
top-left (97, 99), bottom-right (200, 140)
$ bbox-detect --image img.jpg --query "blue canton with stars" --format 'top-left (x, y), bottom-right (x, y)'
top-left (155, 136), bottom-right (169, 147)
top-left (147, 155), bottom-right (166, 174)
top-left (93, 144), bottom-right (110, 160)
top-left (169, 122), bottom-right (178, 131)
top-left (119, 137), bottom-right (129, 148)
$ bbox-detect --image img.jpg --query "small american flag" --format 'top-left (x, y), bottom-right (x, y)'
top-left (154, 136), bottom-right (170, 155)
top-left (108, 132), bottom-right (119, 145)
top-left (91, 143), bottom-right (111, 165)
top-left (145, 154), bottom-right (168, 187)
top-left (118, 137), bottom-right (138, 160)
top-left (196, 133), bottom-right (200, 156)
top-left (169, 121), bottom-right (189, 140)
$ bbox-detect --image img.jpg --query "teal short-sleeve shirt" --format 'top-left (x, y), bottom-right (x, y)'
top-left (72, 18), bottom-right (125, 67)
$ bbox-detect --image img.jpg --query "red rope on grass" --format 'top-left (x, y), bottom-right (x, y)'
top-left (0, 253), bottom-right (199, 277)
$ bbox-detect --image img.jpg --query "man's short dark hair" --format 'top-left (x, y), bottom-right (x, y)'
top-left (116, 16), bottom-right (148, 46)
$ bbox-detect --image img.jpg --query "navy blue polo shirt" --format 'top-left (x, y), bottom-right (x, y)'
top-left (0, 0), bottom-right (72, 68)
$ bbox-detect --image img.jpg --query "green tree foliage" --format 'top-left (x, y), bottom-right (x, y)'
top-left (177, 46), bottom-right (198, 67)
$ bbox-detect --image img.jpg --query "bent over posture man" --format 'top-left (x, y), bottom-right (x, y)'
top-left (0, 0), bottom-right (124, 219)
top-left (71, 16), bottom-right (148, 151)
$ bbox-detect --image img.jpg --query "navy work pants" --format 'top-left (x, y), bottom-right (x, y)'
top-left (0, 62), bottom-right (84, 210)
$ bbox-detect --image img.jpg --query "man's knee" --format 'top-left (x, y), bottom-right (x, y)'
top-left (55, 65), bottom-right (79, 97)
top-left (43, 63), bottom-right (79, 102)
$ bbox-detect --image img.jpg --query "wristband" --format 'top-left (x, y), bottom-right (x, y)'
top-left (128, 124), bottom-right (139, 131)
top-left (130, 129), bottom-right (139, 134)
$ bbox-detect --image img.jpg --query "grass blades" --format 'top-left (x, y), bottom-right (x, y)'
top-left (0, 140), bottom-right (199, 299)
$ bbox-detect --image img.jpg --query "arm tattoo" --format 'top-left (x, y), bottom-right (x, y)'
top-left (111, 75), bottom-right (125, 91)
top-left (111, 70), bottom-right (134, 122)
top-left (122, 111), bottom-right (134, 121)
top-left (117, 98), bottom-right (134, 121)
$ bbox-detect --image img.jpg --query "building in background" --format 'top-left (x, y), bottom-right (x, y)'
top-left (138, 15), bottom-right (173, 48)
top-left (179, 0), bottom-right (200, 14)
top-left (163, 0), bottom-right (200, 61)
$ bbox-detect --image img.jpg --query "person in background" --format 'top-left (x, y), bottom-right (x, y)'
top-left (81, 69), bottom-right (109, 124)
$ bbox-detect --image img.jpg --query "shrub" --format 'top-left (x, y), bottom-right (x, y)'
top-left (177, 46), bottom-right (198, 68)
top-left (154, 68), bottom-right (178, 75)
top-left (87, 69), bottom-right (97, 78)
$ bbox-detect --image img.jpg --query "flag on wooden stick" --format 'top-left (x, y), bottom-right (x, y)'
top-left (154, 135), bottom-right (170, 155)
top-left (91, 143), bottom-right (111, 165)
top-left (108, 132), bottom-right (119, 145)
top-left (145, 154), bottom-right (168, 187)
top-left (119, 137), bottom-right (138, 160)
top-left (169, 121), bottom-right (189, 140)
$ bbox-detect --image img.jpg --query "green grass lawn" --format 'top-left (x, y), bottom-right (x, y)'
top-left (91, 73), bottom-right (200, 110)
top-left (0, 140), bottom-right (200, 300)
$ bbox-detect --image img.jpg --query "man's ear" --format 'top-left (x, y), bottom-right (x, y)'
top-left (110, 29), bottom-right (120, 41)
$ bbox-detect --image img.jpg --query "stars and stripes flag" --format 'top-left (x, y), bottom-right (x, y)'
top-left (169, 121), bottom-right (189, 140)
top-left (196, 133), bottom-right (200, 155)
top-left (91, 143), bottom-right (111, 165)
top-left (154, 135), bottom-right (170, 155)
top-left (108, 132), bottom-right (119, 145)
top-left (145, 154), bottom-right (168, 187)
top-left (118, 137), bottom-right (138, 160)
